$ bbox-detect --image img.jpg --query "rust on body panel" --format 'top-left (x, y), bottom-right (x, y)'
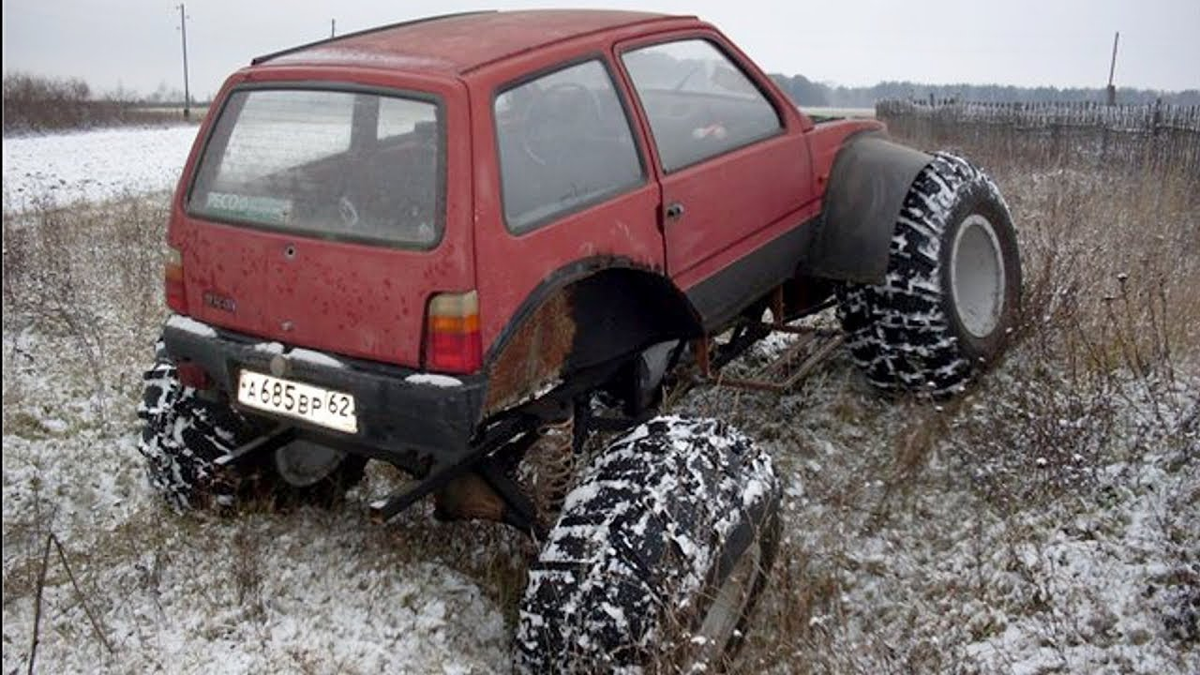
top-left (484, 290), bottom-right (575, 413)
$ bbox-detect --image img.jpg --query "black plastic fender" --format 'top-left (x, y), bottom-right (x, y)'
top-left (801, 135), bottom-right (933, 284)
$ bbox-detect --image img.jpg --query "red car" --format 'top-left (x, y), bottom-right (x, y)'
top-left (139, 10), bottom-right (1021, 672)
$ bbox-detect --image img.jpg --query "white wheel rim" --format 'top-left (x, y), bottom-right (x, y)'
top-left (950, 214), bottom-right (1006, 338)
top-left (688, 537), bottom-right (763, 668)
top-left (274, 440), bottom-right (345, 487)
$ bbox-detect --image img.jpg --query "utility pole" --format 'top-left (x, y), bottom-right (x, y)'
top-left (331, 19), bottom-right (336, 38)
top-left (1106, 31), bottom-right (1119, 106)
top-left (177, 4), bottom-right (191, 119)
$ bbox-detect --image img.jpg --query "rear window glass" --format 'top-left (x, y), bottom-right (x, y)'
top-left (188, 88), bottom-right (443, 247)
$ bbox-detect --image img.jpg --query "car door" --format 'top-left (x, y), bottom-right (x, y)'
top-left (617, 34), bottom-right (814, 326)
top-left (470, 55), bottom-right (663, 365)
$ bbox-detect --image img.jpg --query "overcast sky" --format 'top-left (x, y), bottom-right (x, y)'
top-left (3, 0), bottom-right (1198, 99)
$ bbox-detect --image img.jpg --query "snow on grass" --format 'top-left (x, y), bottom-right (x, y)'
top-left (671, 345), bottom-right (1198, 674)
top-left (2, 319), bottom-right (522, 675)
top-left (1, 186), bottom-right (522, 672)
top-left (2, 125), bottom-right (200, 211)
top-left (960, 459), bottom-right (1195, 674)
top-left (3, 505), bottom-right (511, 674)
top-left (3, 120), bottom-right (1197, 673)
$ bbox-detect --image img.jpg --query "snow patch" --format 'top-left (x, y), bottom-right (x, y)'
top-left (252, 342), bottom-right (285, 355)
top-left (289, 348), bottom-right (345, 370)
top-left (404, 373), bottom-right (463, 388)
top-left (3, 125), bottom-right (200, 211)
top-left (166, 314), bottom-right (217, 338)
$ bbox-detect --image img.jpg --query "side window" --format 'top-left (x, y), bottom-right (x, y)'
top-left (622, 39), bottom-right (782, 172)
top-left (495, 59), bottom-right (644, 233)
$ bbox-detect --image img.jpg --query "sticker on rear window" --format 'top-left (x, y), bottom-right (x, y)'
top-left (204, 192), bottom-right (292, 225)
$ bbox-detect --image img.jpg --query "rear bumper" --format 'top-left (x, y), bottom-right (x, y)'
top-left (161, 315), bottom-right (487, 466)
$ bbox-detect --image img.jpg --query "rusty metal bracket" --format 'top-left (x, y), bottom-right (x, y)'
top-left (710, 331), bottom-right (844, 393)
top-left (215, 426), bottom-right (297, 467)
top-left (692, 289), bottom-right (844, 394)
top-left (368, 414), bottom-right (534, 523)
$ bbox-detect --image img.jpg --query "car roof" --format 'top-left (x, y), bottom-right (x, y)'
top-left (253, 10), bottom-right (690, 74)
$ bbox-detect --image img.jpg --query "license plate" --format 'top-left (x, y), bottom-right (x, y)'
top-left (236, 370), bottom-right (357, 434)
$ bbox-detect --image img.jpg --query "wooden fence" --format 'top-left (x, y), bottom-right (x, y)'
top-left (875, 99), bottom-right (1200, 173)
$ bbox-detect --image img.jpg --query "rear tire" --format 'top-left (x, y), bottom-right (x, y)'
top-left (514, 416), bottom-right (780, 674)
top-left (137, 344), bottom-right (365, 510)
top-left (838, 152), bottom-right (1021, 395)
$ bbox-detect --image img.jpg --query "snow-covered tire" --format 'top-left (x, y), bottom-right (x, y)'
top-left (137, 345), bottom-right (365, 510)
top-left (838, 152), bottom-right (1021, 395)
top-left (515, 416), bottom-right (780, 674)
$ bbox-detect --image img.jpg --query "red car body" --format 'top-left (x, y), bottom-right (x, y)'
top-left (168, 9), bottom-right (879, 375)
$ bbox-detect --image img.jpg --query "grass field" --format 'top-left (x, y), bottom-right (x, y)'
top-left (2, 124), bottom-right (1197, 673)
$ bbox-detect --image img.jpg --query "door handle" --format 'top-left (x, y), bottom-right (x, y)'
top-left (665, 202), bottom-right (685, 220)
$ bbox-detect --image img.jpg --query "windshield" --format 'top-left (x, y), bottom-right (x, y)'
top-left (188, 87), bottom-right (443, 247)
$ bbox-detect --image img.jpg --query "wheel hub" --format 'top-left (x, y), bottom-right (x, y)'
top-left (950, 213), bottom-right (1006, 338)
top-left (688, 537), bottom-right (763, 668)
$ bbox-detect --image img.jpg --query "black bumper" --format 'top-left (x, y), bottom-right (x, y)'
top-left (161, 317), bottom-right (487, 466)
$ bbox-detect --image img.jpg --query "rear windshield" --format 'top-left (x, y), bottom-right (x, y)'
top-left (188, 87), bottom-right (443, 247)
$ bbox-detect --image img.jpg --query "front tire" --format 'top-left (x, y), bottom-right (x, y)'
top-left (514, 416), bottom-right (780, 674)
top-left (838, 152), bottom-right (1022, 395)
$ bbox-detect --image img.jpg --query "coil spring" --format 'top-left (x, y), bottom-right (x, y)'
top-left (518, 415), bottom-right (576, 523)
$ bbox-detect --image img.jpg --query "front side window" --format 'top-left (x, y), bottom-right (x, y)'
top-left (622, 39), bottom-right (782, 172)
top-left (495, 59), bottom-right (643, 232)
top-left (189, 88), bottom-right (443, 247)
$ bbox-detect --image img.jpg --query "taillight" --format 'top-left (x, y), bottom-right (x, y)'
top-left (165, 247), bottom-right (187, 313)
top-left (425, 290), bottom-right (482, 374)
top-left (175, 361), bottom-right (212, 390)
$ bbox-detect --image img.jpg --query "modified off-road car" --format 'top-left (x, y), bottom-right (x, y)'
top-left (139, 9), bottom-right (1021, 672)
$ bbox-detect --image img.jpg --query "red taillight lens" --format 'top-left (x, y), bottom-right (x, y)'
top-left (175, 361), bottom-right (212, 390)
top-left (425, 290), bottom-right (482, 374)
top-left (165, 247), bottom-right (187, 314)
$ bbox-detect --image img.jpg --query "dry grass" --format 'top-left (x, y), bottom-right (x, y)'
top-left (2, 193), bottom-right (171, 431)
top-left (687, 123), bottom-right (1200, 673)
top-left (2, 126), bottom-right (1197, 673)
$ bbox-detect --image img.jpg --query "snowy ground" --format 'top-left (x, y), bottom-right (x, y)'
top-left (2, 124), bottom-right (199, 211)
top-left (2, 127), bottom-right (1197, 673)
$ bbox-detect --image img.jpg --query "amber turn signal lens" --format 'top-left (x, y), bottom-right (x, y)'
top-left (425, 290), bottom-right (482, 373)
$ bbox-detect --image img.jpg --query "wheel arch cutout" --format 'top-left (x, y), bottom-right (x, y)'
top-left (482, 258), bottom-right (702, 414)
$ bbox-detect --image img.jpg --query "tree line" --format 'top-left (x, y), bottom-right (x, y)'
top-left (3, 72), bottom-right (198, 134)
top-left (6, 69), bottom-right (1197, 134)
top-left (769, 73), bottom-right (1200, 109)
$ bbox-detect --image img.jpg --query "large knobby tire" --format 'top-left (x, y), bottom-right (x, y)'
top-left (838, 152), bottom-right (1021, 395)
top-left (515, 416), bottom-right (780, 674)
top-left (136, 347), bottom-right (365, 510)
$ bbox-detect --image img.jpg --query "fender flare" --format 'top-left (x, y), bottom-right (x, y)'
top-left (800, 134), bottom-right (933, 284)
